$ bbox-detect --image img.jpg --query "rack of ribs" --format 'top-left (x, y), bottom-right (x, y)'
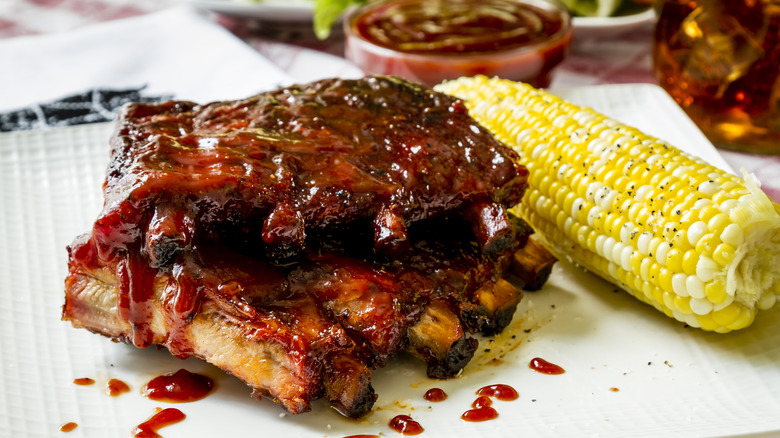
top-left (62, 76), bottom-right (555, 418)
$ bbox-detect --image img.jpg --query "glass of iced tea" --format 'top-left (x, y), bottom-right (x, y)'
top-left (653, 0), bottom-right (780, 154)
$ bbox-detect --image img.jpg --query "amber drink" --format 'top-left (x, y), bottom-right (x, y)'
top-left (653, 0), bottom-right (780, 154)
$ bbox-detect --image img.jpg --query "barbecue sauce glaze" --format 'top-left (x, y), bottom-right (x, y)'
top-left (66, 77), bottom-right (527, 359)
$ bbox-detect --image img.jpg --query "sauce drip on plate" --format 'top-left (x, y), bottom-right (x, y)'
top-left (388, 414), bottom-right (424, 435)
top-left (133, 408), bottom-right (186, 438)
top-left (142, 369), bottom-right (214, 402)
top-left (423, 387), bottom-right (447, 402)
top-left (476, 384), bottom-right (519, 401)
top-left (59, 422), bottom-right (78, 432)
top-left (106, 378), bottom-right (131, 396)
top-left (529, 357), bottom-right (565, 375)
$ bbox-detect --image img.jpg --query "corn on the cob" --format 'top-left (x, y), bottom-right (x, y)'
top-left (436, 76), bottom-right (780, 333)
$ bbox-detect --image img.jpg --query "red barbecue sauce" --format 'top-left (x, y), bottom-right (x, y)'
top-left (388, 415), bottom-right (424, 435)
top-left (476, 384), bottom-right (519, 401)
top-left (461, 405), bottom-right (498, 422)
top-left (461, 384), bottom-right (518, 422)
top-left (353, 0), bottom-right (566, 54)
top-left (347, 0), bottom-right (572, 87)
top-left (423, 387), bottom-right (447, 402)
top-left (471, 396), bottom-right (493, 409)
top-left (142, 369), bottom-right (214, 402)
top-left (73, 378), bottom-right (94, 386)
top-left (59, 422), bottom-right (78, 432)
top-left (106, 378), bottom-right (131, 396)
top-left (343, 435), bottom-right (380, 438)
top-left (529, 357), bottom-right (565, 375)
top-left (462, 397), bottom-right (497, 422)
top-left (133, 408), bottom-right (185, 438)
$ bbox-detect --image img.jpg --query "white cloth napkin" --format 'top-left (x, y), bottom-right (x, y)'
top-left (0, 6), bottom-right (292, 113)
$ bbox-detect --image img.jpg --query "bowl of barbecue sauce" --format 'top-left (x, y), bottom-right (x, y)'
top-left (344, 0), bottom-right (573, 87)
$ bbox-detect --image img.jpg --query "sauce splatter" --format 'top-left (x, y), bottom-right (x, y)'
top-left (461, 405), bottom-right (498, 422)
top-left (610, 387), bottom-right (620, 392)
top-left (471, 396), bottom-right (493, 409)
top-left (423, 388), bottom-right (447, 402)
top-left (73, 378), bottom-right (95, 386)
top-left (106, 378), bottom-right (131, 396)
top-left (59, 422), bottom-right (78, 432)
top-left (529, 357), bottom-right (565, 375)
top-left (142, 369), bottom-right (214, 402)
top-left (461, 383), bottom-right (518, 422)
top-left (476, 384), bottom-right (519, 401)
top-left (343, 435), bottom-right (380, 438)
top-left (133, 408), bottom-right (185, 438)
top-left (388, 414), bottom-right (424, 435)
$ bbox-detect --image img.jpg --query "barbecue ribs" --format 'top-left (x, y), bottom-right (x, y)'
top-left (62, 76), bottom-right (552, 418)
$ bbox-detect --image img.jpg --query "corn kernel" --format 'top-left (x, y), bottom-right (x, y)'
top-left (660, 268), bottom-right (674, 293)
top-left (682, 250), bottom-right (698, 275)
top-left (695, 233), bottom-right (718, 255)
top-left (686, 275), bottom-right (706, 299)
top-left (726, 307), bottom-right (755, 331)
top-left (720, 223), bottom-right (744, 246)
top-left (704, 281), bottom-right (728, 304)
top-left (674, 295), bottom-right (693, 314)
top-left (690, 297), bottom-right (714, 315)
top-left (696, 314), bottom-right (720, 331)
top-left (712, 243), bottom-right (736, 266)
top-left (707, 213), bottom-right (730, 233)
top-left (664, 248), bottom-right (683, 273)
top-left (687, 221), bottom-right (708, 246)
top-left (711, 305), bottom-right (740, 326)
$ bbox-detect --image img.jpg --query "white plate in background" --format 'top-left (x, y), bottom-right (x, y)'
top-left (573, 7), bottom-right (656, 39)
top-left (187, 0), bottom-right (315, 22)
top-left (1, 84), bottom-right (779, 438)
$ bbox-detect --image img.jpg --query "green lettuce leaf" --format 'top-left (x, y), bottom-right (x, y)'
top-left (558, 0), bottom-right (624, 17)
top-left (313, 0), bottom-right (367, 39)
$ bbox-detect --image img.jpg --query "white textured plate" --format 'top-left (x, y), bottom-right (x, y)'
top-left (187, 0), bottom-right (315, 22)
top-left (573, 7), bottom-right (656, 39)
top-left (2, 84), bottom-right (780, 438)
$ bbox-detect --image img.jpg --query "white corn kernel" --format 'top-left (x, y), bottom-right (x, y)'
top-left (588, 206), bottom-right (602, 228)
top-left (656, 242), bottom-right (671, 266)
top-left (696, 256), bottom-right (719, 282)
top-left (720, 223), bottom-right (744, 246)
top-left (687, 221), bottom-right (708, 246)
top-left (686, 276), bottom-right (706, 299)
top-left (601, 190), bottom-right (619, 211)
top-left (621, 246), bottom-right (633, 271)
top-left (635, 185), bottom-right (653, 202)
top-left (595, 234), bottom-right (608, 257)
top-left (612, 242), bottom-right (625, 266)
top-left (690, 297), bottom-right (714, 315)
top-left (637, 232), bottom-right (653, 255)
top-left (672, 273), bottom-right (689, 297)
top-left (640, 257), bottom-right (652, 281)
top-left (693, 198), bottom-right (712, 209)
top-left (758, 293), bottom-right (777, 310)
top-left (603, 237), bottom-right (617, 262)
top-left (620, 222), bottom-right (635, 243)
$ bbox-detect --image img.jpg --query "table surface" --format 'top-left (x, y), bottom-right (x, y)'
top-left (1, 0), bottom-right (778, 201)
